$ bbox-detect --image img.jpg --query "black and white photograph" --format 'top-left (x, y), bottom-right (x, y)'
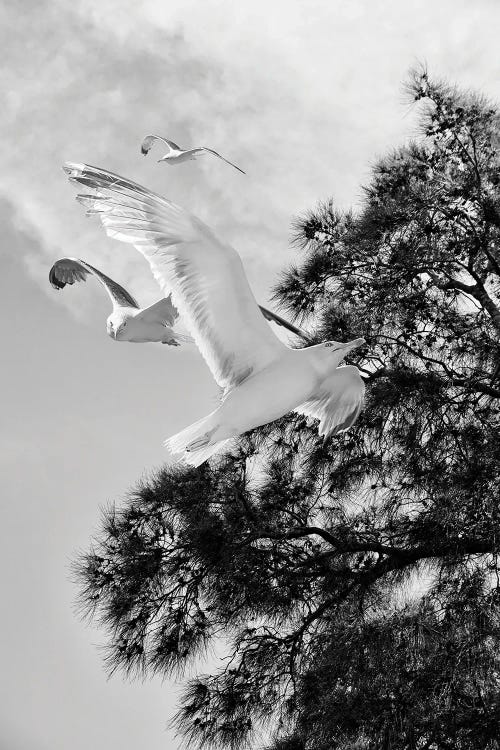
top-left (2, 1), bottom-right (500, 748)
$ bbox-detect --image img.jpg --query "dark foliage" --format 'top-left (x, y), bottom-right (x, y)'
top-left (76, 68), bottom-right (500, 750)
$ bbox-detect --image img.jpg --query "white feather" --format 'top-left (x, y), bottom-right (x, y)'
top-left (295, 366), bottom-right (365, 438)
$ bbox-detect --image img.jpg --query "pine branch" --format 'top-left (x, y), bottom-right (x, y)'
top-left (241, 527), bottom-right (409, 557)
top-left (365, 365), bottom-right (500, 399)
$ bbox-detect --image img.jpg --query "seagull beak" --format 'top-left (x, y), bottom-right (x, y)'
top-left (346, 337), bottom-right (366, 352)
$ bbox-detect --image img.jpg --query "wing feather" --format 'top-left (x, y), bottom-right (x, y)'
top-left (141, 134), bottom-right (181, 155)
top-left (190, 147), bottom-right (246, 175)
top-left (134, 295), bottom-right (178, 326)
top-left (258, 305), bottom-right (311, 342)
top-left (49, 257), bottom-right (139, 309)
top-left (63, 163), bottom-right (285, 390)
top-left (295, 365), bottom-right (365, 438)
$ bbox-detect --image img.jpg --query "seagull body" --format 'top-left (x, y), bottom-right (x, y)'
top-left (49, 258), bottom-right (192, 345)
top-left (141, 134), bottom-right (246, 174)
top-left (172, 347), bottom-right (364, 463)
top-left (105, 302), bottom-right (186, 344)
top-left (64, 163), bottom-right (365, 466)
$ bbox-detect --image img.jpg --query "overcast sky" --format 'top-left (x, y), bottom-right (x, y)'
top-left (2, 1), bottom-right (500, 748)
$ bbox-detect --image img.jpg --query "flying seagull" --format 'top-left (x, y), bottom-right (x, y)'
top-left (49, 257), bottom-right (192, 345)
top-left (140, 134), bottom-right (246, 174)
top-left (64, 163), bottom-right (365, 466)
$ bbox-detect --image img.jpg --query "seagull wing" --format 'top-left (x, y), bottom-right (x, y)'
top-left (141, 134), bottom-right (181, 156)
top-left (63, 162), bottom-right (286, 390)
top-left (134, 294), bottom-right (178, 326)
top-left (190, 147), bottom-right (246, 175)
top-left (49, 257), bottom-right (140, 310)
top-left (295, 365), bottom-right (365, 438)
top-left (258, 305), bottom-right (311, 342)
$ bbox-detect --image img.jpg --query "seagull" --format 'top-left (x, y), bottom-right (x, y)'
top-left (140, 134), bottom-right (246, 175)
top-left (64, 163), bottom-right (366, 466)
top-left (49, 257), bottom-right (192, 345)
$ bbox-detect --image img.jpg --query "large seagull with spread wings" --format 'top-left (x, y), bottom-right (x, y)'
top-left (64, 162), bottom-right (365, 466)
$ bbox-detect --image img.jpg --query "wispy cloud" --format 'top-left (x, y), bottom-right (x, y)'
top-left (3, 0), bottom-right (500, 317)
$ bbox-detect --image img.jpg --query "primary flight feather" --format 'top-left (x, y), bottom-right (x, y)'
top-left (63, 162), bottom-right (365, 466)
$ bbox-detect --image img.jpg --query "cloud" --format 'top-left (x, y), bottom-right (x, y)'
top-left (3, 0), bottom-right (500, 318)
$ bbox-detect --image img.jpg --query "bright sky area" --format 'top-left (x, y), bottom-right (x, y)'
top-left (2, 1), bottom-right (500, 748)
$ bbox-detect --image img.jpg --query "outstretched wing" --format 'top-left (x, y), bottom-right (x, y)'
top-left (295, 365), bottom-right (365, 438)
top-left (190, 147), bottom-right (246, 175)
top-left (49, 257), bottom-right (139, 309)
top-left (141, 134), bottom-right (181, 156)
top-left (258, 305), bottom-right (311, 342)
top-left (63, 162), bottom-right (286, 391)
top-left (134, 294), bottom-right (178, 326)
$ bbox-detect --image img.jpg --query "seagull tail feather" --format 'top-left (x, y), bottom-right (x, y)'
top-left (164, 413), bottom-right (230, 468)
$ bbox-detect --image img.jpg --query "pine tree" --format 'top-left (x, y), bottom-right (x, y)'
top-left (76, 68), bottom-right (500, 749)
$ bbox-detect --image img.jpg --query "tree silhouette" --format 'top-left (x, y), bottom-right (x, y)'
top-left (76, 68), bottom-right (500, 750)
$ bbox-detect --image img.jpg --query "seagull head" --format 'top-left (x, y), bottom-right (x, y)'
top-left (323, 338), bottom-right (365, 361)
top-left (107, 313), bottom-right (131, 341)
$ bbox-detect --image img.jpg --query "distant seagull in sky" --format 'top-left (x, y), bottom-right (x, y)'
top-left (49, 257), bottom-right (192, 345)
top-left (64, 163), bottom-right (365, 466)
top-left (140, 134), bottom-right (246, 174)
